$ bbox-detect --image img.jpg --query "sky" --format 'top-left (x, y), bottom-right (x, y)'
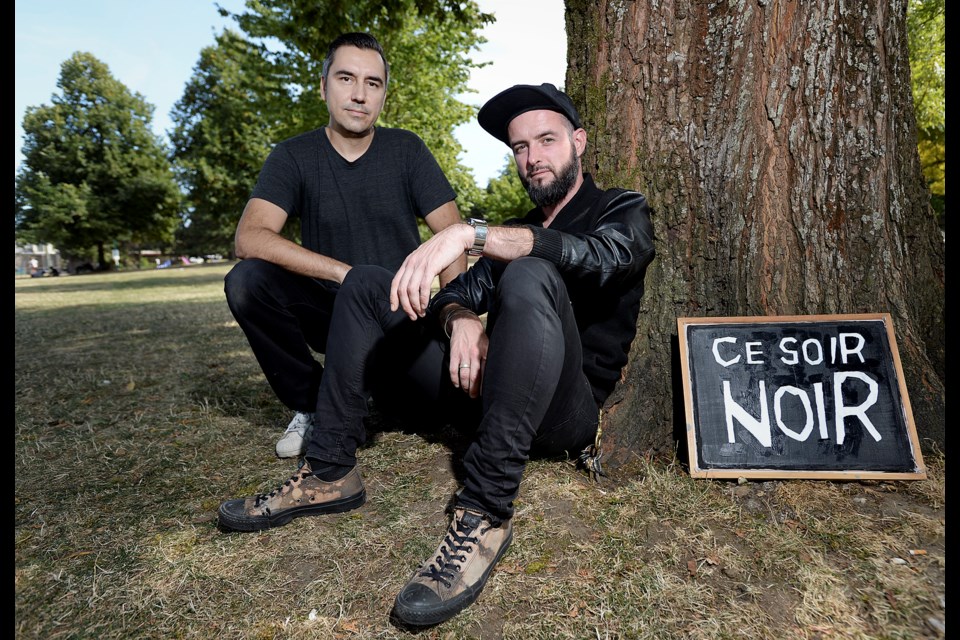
top-left (14, 0), bottom-right (566, 187)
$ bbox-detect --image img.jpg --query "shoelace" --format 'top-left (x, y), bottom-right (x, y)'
top-left (253, 467), bottom-right (310, 511)
top-left (419, 517), bottom-right (485, 588)
top-left (284, 414), bottom-right (312, 434)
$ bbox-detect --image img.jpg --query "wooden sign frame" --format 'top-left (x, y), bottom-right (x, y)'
top-left (677, 313), bottom-right (926, 480)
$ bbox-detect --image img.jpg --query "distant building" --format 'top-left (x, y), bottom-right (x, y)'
top-left (15, 243), bottom-right (61, 276)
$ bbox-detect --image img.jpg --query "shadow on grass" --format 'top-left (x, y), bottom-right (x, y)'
top-left (361, 398), bottom-right (480, 488)
top-left (362, 396), bottom-right (579, 493)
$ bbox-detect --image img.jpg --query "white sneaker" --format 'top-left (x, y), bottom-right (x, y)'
top-left (275, 411), bottom-right (314, 458)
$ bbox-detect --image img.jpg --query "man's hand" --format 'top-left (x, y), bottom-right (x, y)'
top-left (390, 224), bottom-right (472, 319)
top-left (446, 312), bottom-right (488, 398)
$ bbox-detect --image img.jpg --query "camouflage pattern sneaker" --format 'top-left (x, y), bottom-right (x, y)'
top-left (217, 461), bottom-right (365, 532)
top-left (392, 508), bottom-right (512, 626)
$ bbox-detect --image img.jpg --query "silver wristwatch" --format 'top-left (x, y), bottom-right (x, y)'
top-left (466, 218), bottom-right (487, 256)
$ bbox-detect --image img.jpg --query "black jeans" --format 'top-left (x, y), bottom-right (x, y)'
top-left (224, 258), bottom-right (338, 413)
top-left (305, 259), bottom-right (599, 521)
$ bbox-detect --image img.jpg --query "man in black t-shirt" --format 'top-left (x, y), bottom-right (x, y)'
top-left (224, 32), bottom-right (465, 459)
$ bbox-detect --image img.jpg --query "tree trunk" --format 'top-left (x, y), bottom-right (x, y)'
top-left (564, 0), bottom-right (944, 475)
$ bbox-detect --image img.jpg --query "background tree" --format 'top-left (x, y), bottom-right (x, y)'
top-left (564, 1), bottom-right (945, 471)
top-left (169, 31), bottom-right (279, 258)
top-left (15, 52), bottom-right (181, 268)
top-left (906, 0), bottom-right (944, 228)
top-left (476, 155), bottom-right (532, 225)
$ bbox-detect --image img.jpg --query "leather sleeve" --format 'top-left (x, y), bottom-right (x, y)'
top-left (427, 190), bottom-right (655, 317)
top-left (427, 254), bottom-right (500, 318)
top-left (527, 190), bottom-right (655, 289)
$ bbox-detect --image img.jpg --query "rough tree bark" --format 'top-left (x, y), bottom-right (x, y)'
top-left (564, 0), bottom-right (944, 475)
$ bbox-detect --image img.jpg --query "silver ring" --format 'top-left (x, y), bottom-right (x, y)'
top-left (459, 365), bottom-right (471, 369)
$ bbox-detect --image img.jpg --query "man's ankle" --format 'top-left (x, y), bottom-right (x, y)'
top-left (306, 457), bottom-right (353, 481)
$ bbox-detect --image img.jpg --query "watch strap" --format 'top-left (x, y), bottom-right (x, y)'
top-left (467, 218), bottom-right (487, 256)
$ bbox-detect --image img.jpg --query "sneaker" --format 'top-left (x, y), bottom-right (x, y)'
top-left (217, 460), bottom-right (365, 532)
top-left (275, 411), bottom-right (314, 458)
top-left (392, 508), bottom-right (512, 626)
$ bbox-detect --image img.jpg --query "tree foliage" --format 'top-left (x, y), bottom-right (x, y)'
top-left (171, 1), bottom-right (494, 247)
top-left (15, 52), bottom-right (181, 266)
top-left (477, 155), bottom-right (532, 225)
top-left (169, 31), bottom-right (280, 257)
top-left (213, 0), bottom-right (492, 212)
top-left (907, 0), bottom-right (944, 227)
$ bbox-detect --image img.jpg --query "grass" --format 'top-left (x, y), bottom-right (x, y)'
top-left (15, 264), bottom-right (945, 639)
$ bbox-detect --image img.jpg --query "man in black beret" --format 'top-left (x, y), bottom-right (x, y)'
top-left (217, 82), bottom-right (656, 627)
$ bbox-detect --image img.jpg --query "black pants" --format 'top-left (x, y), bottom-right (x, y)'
top-left (305, 259), bottom-right (599, 521)
top-left (224, 258), bottom-right (453, 426)
top-left (223, 259), bottom-right (338, 413)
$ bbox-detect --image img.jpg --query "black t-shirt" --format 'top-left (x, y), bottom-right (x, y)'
top-left (251, 126), bottom-right (456, 272)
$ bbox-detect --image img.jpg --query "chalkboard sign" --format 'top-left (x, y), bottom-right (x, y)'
top-left (677, 314), bottom-right (926, 480)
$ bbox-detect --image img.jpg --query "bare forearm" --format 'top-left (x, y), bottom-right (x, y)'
top-left (438, 253), bottom-right (467, 288)
top-left (425, 201), bottom-right (467, 288)
top-left (479, 225), bottom-right (535, 261)
top-left (390, 221), bottom-right (538, 319)
top-left (236, 227), bottom-right (351, 284)
top-left (438, 223), bottom-right (536, 261)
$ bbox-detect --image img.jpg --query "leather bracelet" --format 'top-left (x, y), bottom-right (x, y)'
top-left (443, 308), bottom-right (477, 339)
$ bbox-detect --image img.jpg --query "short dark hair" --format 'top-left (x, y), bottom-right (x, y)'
top-left (322, 32), bottom-right (389, 85)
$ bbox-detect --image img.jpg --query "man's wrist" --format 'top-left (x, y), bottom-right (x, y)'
top-left (442, 306), bottom-right (478, 339)
top-left (466, 218), bottom-right (487, 256)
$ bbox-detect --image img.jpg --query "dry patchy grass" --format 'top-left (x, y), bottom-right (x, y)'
top-left (15, 265), bottom-right (945, 639)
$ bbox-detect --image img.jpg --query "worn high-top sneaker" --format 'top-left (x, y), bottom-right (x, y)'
top-left (393, 508), bottom-right (512, 626)
top-left (217, 460), bottom-right (365, 532)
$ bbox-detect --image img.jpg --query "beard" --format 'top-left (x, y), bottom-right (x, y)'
top-left (520, 146), bottom-right (580, 208)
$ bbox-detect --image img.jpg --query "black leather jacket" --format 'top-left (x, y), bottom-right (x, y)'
top-left (429, 174), bottom-right (655, 404)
